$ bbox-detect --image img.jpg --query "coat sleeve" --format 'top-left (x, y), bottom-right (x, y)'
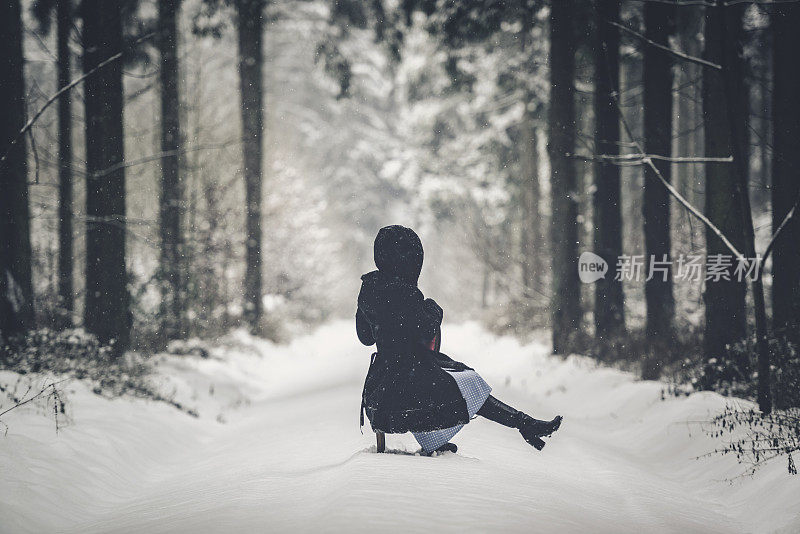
top-left (429, 350), bottom-right (473, 371)
top-left (356, 307), bottom-right (376, 346)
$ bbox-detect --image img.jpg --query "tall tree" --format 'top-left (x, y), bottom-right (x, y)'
top-left (642, 2), bottom-right (675, 347)
top-left (519, 19), bottom-right (542, 304)
top-left (0, 0), bottom-right (34, 342)
top-left (718, 1), bottom-right (769, 410)
top-left (236, 0), bottom-right (265, 333)
top-left (32, 0), bottom-right (76, 327)
top-left (702, 2), bottom-right (747, 365)
top-left (548, 0), bottom-right (582, 354)
top-left (158, 0), bottom-right (185, 341)
top-left (771, 3), bottom-right (800, 340)
top-left (57, 0), bottom-right (74, 325)
top-left (82, 0), bottom-right (131, 352)
top-left (674, 8), bottom-right (703, 202)
top-left (592, 0), bottom-right (625, 349)
top-left (520, 114), bottom-right (542, 300)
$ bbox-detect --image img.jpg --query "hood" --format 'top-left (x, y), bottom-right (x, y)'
top-left (373, 225), bottom-right (424, 285)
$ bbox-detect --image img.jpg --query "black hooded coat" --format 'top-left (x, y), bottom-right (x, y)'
top-left (357, 225), bottom-right (473, 434)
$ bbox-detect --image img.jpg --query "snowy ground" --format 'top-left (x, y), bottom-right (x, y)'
top-left (2, 322), bottom-right (799, 533)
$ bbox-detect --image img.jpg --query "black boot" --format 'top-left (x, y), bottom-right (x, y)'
top-left (476, 395), bottom-right (523, 427)
top-left (517, 414), bottom-right (562, 450)
top-left (477, 396), bottom-right (562, 451)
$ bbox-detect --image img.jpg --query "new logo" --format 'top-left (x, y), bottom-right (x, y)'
top-left (578, 252), bottom-right (608, 284)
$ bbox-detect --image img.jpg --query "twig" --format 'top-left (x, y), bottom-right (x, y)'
top-left (0, 32), bottom-right (155, 170)
top-left (27, 126), bottom-right (41, 184)
top-left (569, 152), bottom-right (733, 164)
top-left (761, 194), bottom-right (800, 266)
top-left (609, 21), bottom-right (722, 70)
top-left (90, 142), bottom-right (235, 179)
top-left (609, 90), bottom-right (747, 262)
top-left (0, 378), bottom-right (69, 419)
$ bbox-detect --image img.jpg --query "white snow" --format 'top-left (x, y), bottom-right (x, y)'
top-left (2, 321), bottom-right (799, 533)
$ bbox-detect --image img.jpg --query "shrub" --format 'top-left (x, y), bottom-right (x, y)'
top-left (685, 334), bottom-right (800, 409)
top-left (1, 328), bottom-right (197, 417)
top-left (705, 405), bottom-right (799, 476)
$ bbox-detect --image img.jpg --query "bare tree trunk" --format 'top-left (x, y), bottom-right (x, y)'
top-left (752, 27), bottom-right (771, 210)
top-left (758, 70), bottom-right (770, 206)
top-left (0, 0), bottom-right (34, 343)
top-left (520, 113), bottom-right (541, 298)
top-left (716, 2), bottom-right (769, 412)
top-left (702, 2), bottom-right (747, 369)
top-left (158, 0), bottom-right (185, 342)
top-left (82, 0), bottom-right (130, 353)
top-left (56, 0), bottom-right (73, 327)
top-left (675, 9), bottom-right (702, 200)
top-left (593, 0), bottom-right (625, 350)
top-left (620, 53), bottom-right (644, 262)
top-left (643, 2), bottom-right (675, 350)
top-left (548, 0), bottom-right (582, 354)
top-left (236, 0), bottom-right (265, 334)
top-left (771, 3), bottom-right (800, 340)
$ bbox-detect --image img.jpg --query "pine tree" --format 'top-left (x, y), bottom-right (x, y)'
top-left (158, 0), bottom-right (186, 342)
top-left (32, 0), bottom-right (76, 327)
top-left (592, 0), bottom-right (625, 349)
top-left (0, 0), bottom-right (34, 342)
top-left (674, 8), bottom-right (703, 202)
top-left (56, 0), bottom-right (74, 325)
top-left (642, 1), bottom-right (675, 348)
top-left (771, 3), bottom-right (800, 340)
top-left (236, 0), bottom-right (265, 334)
top-left (548, 0), bottom-right (582, 354)
top-left (520, 114), bottom-right (542, 300)
top-left (82, 0), bottom-right (131, 353)
top-left (702, 1), bottom-right (747, 367)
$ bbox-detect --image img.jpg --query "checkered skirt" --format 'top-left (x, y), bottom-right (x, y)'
top-left (412, 370), bottom-right (492, 453)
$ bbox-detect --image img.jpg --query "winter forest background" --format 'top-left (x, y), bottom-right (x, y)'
top-left (2, 0), bottom-right (800, 531)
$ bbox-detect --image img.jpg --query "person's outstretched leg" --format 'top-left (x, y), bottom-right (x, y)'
top-left (476, 395), bottom-right (562, 450)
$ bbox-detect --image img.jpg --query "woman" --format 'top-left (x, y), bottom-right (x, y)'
top-left (357, 225), bottom-right (562, 455)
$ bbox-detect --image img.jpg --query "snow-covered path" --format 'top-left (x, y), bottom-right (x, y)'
top-left (2, 322), bottom-right (799, 533)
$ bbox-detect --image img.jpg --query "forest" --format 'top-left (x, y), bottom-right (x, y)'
top-left (1, 0), bottom-right (800, 531)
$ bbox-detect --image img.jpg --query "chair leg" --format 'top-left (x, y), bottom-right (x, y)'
top-left (376, 432), bottom-right (385, 453)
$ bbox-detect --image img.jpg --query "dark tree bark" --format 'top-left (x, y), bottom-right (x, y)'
top-left (715, 2), bottom-right (769, 411)
top-left (771, 3), bottom-right (800, 339)
top-left (57, 0), bottom-right (74, 326)
top-left (158, 0), bottom-right (185, 342)
top-left (702, 2), bottom-right (747, 366)
top-left (592, 0), bottom-right (625, 347)
top-left (236, 0), bottom-right (265, 334)
top-left (82, 0), bottom-right (130, 352)
top-left (757, 63), bottom-right (771, 207)
top-left (751, 26), bottom-right (771, 210)
top-left (642, 2), bottom-right (675, 345)
top-left (0, 0), bottom-right (34, 342)
top-left (548, 0), bottom-right (582, 354)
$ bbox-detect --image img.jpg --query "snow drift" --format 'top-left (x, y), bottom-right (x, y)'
top-left (1, 321), bottom-right (799, 533)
